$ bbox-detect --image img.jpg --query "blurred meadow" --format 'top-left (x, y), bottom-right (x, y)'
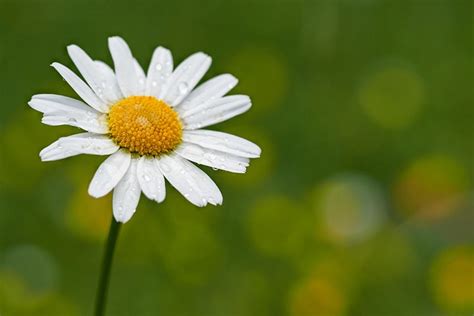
top-left (0, 0), bottom-right (473, 315)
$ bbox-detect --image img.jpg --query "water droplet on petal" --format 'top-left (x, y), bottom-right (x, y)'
top-left (178, 82), bottom-right (189, 95)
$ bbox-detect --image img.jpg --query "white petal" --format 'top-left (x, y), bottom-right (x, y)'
top-left (160, 52), bottom-right (211, 106)
top-left (67, 45), bottom-right (121, 105)
top-left (51, 62), bottom-right (108, 113)
top-left (113, 159), bottom-right (141, 223)
top-left (134, 58), bottom-right (147, 95)
top-left (94, 61), bottom-right (123, 102)
top-left (175, 142), bottom-right (249, 173)
top-left (39, 142), bottom-right (80, 161)
top-left (30, 94), bottom-right (96, 113)
top-left (108, 36), bottom-right (140, 97)
top-left (176, 74), bottom-right (237, 113)
top-left (137, 156), bottom-right (166, 202)
top-left (145, 46), bottom-right (173, 97)
top-left (39, 132), bottom-right (119, 161)
top-left (41, 115), bottom-right (107, 134)
top-left (88, 150), bottom-right (131, 198)
top-left (181, 95), bottom-right (251, 129)
top-left (158, 153), bottom-right (222, 207)
top-left (183, 130), bottom-right (261, 158)
top-left (29, 94), bottom-right (107, 133)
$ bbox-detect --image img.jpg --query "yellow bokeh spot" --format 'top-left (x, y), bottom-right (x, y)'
top-left (108, 96), bottom-right (182, 156)
top-left (358, 65), bottom-right (424, 129)
top-left (290, 276), bottom-right (346, 316)
top-left (0, 272), bottom-right (78, 315)
top-left (430, 246), bottom-right (474, 311)
top-left (66, 187), bottom-right (110, 241)
top-left (394, 155), bottom-right (468, 220)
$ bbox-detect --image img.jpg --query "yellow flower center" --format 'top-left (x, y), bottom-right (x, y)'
top-left (108, 96), bottom-right (182, 156)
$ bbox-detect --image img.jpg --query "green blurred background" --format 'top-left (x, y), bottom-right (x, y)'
top-left (0, 0), bottom-right (473, 315)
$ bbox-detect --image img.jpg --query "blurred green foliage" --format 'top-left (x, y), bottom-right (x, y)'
top-left (0, 0), bottom-right (473, 315)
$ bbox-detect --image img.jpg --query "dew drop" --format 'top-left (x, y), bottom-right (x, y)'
top-left (155, 63), bottom-right (163, 71)
top-left (178, 82), bottom-right (189, 95)
top-left (143, 175), bottom-right (151, 182)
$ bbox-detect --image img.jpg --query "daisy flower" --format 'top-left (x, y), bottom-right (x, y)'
top-left (29, 36), bottom-right (261, 223)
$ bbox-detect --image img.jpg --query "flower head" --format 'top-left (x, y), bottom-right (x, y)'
top-left (29, 36), bottom-right (260, 223)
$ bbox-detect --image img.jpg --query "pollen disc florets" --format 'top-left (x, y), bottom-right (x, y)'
top-left (108, 96), bottom-right (182, 156)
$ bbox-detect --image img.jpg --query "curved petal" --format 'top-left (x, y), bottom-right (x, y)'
top-left (160, 52), bottom-right (211, 106)
top-left (39, 133), bottom-right (119, 161)
top-left (145, 46), bottom-right (173, 97)
top-left (158, 153), bottom-right (222, 207)
top-left (41, 115), bottom-right (107, 134)
top-left (137, 156), bottom-right (166, 202)
top-left (67, 45), bottom-right (121, 105)
top-left (29, 94), bottom-right (107, 133)
top-left (134, 58), bottom-right (147, 95)
top-left (51, 62), bottom-right (108, 113)
top-left (108, 36), bottom-right (140, 97)
top-left (180, 95), bottom-right (251, 130)
top-left (176, 74), bottom-right (237, 113)
top-left (174, 142), bottom-right (249, 173)
top-left (113, 158), bottom-right (141, 223)
top-left (183, 130), bottom-right (261, 158)
top-left (88, 149), bottom-right (131, 198)
top-left (94, 61), bottom-right (123, 103)
top-left (30, 94), bottom-right (97, 113)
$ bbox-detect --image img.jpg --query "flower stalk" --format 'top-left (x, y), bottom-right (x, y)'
top-left (94, 216), bottom-right (122, 316)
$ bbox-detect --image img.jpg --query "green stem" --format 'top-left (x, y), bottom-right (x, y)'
top-left (94, 216), bottom-right (121, 316)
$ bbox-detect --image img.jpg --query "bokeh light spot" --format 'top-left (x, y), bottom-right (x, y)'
top-left (0, 272), bottom-right (78, 315)
top-left (314, 174), bottom-right (386, 244)
top-left (430, 246), bottom-right (474, 312)
top-left (66, 187), bottom-right (111, 241)
top-left (394, 155), bottom-right (468, 220)
top-left (1, 245), bottom-right (58, 295)
top-left (358, 65), bottom-right (425, 129)
top-left (289, 275), bottom-right (346, 316)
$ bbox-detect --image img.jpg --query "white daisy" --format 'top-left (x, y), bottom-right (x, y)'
top-left (29, 36), bottom-right (261, 223)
